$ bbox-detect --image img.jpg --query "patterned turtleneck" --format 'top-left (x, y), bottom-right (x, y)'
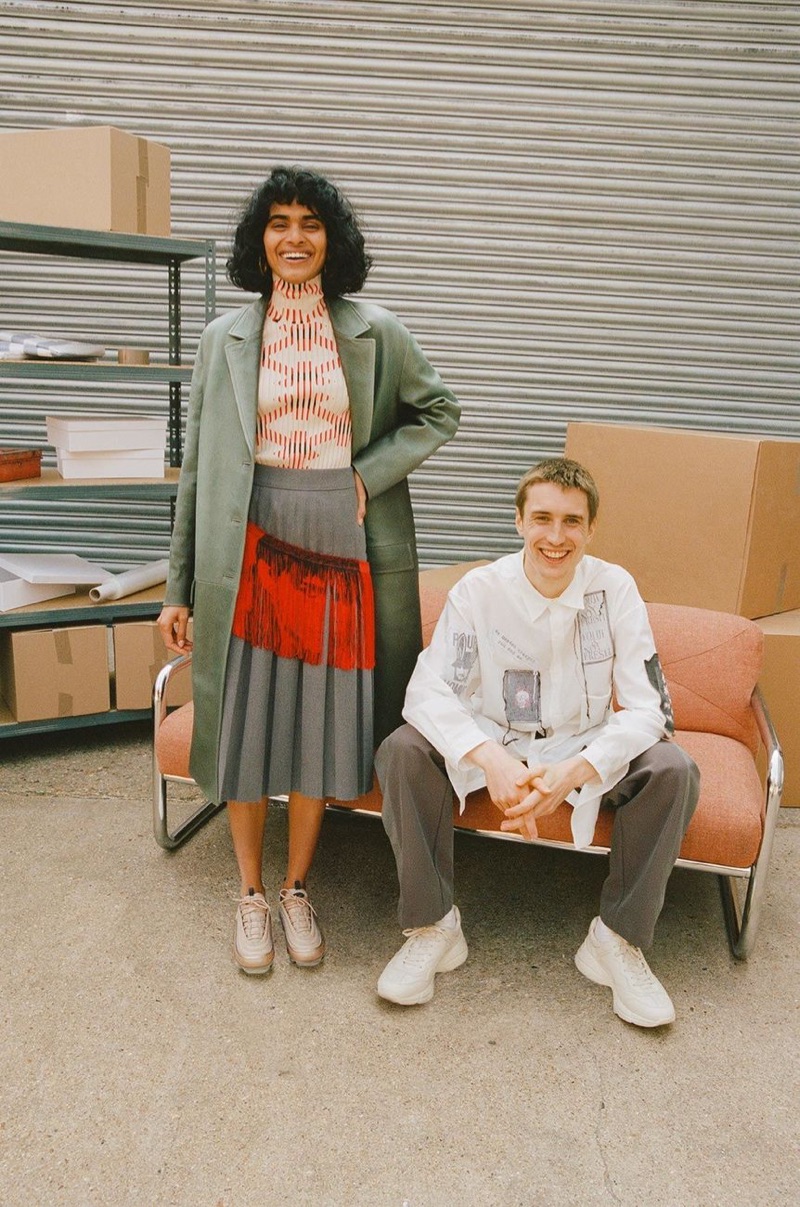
top-left (255, 276), bottom-right (352, 470)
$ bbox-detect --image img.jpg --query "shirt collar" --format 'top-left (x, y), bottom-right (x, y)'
top-left (514, 551), bottom-right (592, 615)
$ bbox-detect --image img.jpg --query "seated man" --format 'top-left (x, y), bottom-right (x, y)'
top-left (375, 457), bottom-right (699, 1027)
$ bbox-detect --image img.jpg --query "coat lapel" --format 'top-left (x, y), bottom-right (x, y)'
top-left (224, 300), bottom-right (266, 454)
top-left (329, 297), bottom-right (375, 454)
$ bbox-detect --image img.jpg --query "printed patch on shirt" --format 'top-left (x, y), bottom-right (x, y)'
top-left (447, 630), bottom-right (478, 696)
top-left (577, 591), bottom-right (613, 664)
top-left (645, 652), bottom-right (675, 736)
top-left (503, 669), bottom-right (543, 729)
top-left (492, 628), bottom-right (536, 663)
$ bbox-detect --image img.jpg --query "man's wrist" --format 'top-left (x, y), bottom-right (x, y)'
top-left (569, 754), bottom-right (601, 789)
top-left (465, 739), bottom-right (505, 771)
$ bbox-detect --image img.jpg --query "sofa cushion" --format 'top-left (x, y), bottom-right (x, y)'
top-left (646, 602), bottom-right (762, 755)
top-left (333, 728), bottom-right (763, 872)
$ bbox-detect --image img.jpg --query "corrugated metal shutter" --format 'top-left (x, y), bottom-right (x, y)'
top-left (0, 1), bottom-right (797, 569)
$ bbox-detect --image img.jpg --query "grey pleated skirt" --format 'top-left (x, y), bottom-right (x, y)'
top-left (218, 464), bottom-right (375, 803)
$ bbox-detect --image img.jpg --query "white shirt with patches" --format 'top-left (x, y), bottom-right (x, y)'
top-left (403, 552), bottom-right (673, 848)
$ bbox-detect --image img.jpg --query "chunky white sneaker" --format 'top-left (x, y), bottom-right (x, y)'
top-left (377, 907), bottom-right (468, 1005)
top-left (278, 884), bottom-right (325, 967)
top-left (574, 917), bottom-right (676, 1028)
top-left (234, 890), bottom-right (274, 975)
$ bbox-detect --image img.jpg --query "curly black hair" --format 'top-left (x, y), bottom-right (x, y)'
top-left (226, 166), bottom-right (373, 298)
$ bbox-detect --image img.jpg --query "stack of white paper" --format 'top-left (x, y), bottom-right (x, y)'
top-left (46, 414), bottom-right (167, 479)
top-left (0, 567), bottom-right (75, 612)
top-left (0, 552), bottom-right (113, 612)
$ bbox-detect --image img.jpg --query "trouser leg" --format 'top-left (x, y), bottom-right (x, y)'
top-left (599, 742), bottom-right (700, 950)
top-left (374, 723), bottom-right (455, 929)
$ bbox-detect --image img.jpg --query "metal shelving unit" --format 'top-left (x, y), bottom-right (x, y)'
top-left (0, 220), bottom-right (215, 465)
top-left (0, 221), bottom-right (215, 737)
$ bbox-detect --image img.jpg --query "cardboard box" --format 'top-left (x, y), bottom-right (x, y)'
top-left (564, 423), bottom-right (800, 618)
top-left (46, 415), bottom-right (167, 453)
top-left (0, 625), bottom-right (110, 721)
top-left (113, 619), bottom-right (193, 711)
top-left (0, 126), bottom-right (170, 236)
top-left (755, 610), bottom-right (800, 807)
top-left (420, 561), bottom-right (491, 592)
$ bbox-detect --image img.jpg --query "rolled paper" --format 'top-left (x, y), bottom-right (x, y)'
top-left (89, 558), bottom-right (169, 603)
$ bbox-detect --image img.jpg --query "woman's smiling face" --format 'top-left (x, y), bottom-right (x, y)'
top-left (263, 201), bottom-right (328, 284)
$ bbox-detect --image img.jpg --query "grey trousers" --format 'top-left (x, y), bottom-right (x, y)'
top-left (375, 725), bottom-right (700, 950)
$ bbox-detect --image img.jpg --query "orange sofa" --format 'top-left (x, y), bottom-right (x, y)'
top-left (154, 569), bottom-right (784, 959)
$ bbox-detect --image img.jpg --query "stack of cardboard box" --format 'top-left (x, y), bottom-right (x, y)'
top-left (0, 616), bottom-right (191, 723)
top-left (565, 422), bottom-right (800, 805)
top-left (47, 415), bottom-right (167, 479)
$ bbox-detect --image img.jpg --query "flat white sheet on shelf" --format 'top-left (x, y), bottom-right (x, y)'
top-left (0, 552), bottom-right (114, 585)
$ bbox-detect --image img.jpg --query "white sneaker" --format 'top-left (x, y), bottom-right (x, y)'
top-left (278, 885), bottom-right (325, 967)
top-left (377, 907), bottom-right (468, 1005)
top-left (574, 917), bottom-right (676, 1028)
top-left (234, 890), bottom-right (274, 975)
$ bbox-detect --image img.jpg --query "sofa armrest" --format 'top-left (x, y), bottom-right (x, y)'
top-left (153, 652), bottom-right (192, 731)
top-left (721, 687), bottom-right (785, 959)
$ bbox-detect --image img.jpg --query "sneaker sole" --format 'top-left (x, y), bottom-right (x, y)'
top-left (286, 946), bottom-right (325, 968)
top-left (235, 955), bottom-right (275, 975)
top-left (574, 942), bottom-right (675, 1028)
top-left (234, 950), bottom-right (275, 976)
top-left (377, 934), bottom-right (469, 1006)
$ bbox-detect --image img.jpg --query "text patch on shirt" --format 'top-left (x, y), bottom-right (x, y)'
top-left (446, 630), bottom-right (478, 695)
top-left (577, 591), bottom-right (613, 665)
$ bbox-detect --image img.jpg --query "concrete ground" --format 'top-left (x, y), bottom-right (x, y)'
top-left (1, 720), bottom-right (798, 1207)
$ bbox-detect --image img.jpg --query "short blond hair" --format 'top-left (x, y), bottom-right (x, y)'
top-left (515, 458), bottom-right (599, 523)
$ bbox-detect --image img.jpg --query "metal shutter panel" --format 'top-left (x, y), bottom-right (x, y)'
top-left (1, 1), bottom-right (797, 566)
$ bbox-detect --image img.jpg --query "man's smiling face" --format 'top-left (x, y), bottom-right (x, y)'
top-left (515, 481), bottom-right (595, 598)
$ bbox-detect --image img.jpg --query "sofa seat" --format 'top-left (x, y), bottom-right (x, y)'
top-left (331, 725), bottom-right (764, 872)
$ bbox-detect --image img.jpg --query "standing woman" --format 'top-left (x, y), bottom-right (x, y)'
top-left (158, 166), bottom-right (459, 976)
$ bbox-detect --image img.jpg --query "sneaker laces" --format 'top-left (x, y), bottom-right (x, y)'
top-left (612, 937), bottom-right (660, 990)
top-left (279, 888), bottom-right (318, 937)
top-left (239, 894), bottom-right (269, 940)
top-left (397, 924), bottom-right (451, 970)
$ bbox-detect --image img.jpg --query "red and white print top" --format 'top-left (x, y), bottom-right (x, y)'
top-left (255, 276), bottom-right (351, 469)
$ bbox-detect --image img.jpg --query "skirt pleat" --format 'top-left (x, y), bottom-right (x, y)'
top-left (218, 464), bottom-right (374, 802)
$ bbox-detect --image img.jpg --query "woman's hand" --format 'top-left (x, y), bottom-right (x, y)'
top-left (157, 605), bottom-right (193, 655)
top-left (353, 468), bottom-right (368, 526)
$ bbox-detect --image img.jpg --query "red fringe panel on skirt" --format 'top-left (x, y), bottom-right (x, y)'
top-left (232, 522), bottom-right (375, 671)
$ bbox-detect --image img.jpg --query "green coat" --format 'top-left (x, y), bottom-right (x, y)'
top-left (164, 295), bottom-right (460, 803)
